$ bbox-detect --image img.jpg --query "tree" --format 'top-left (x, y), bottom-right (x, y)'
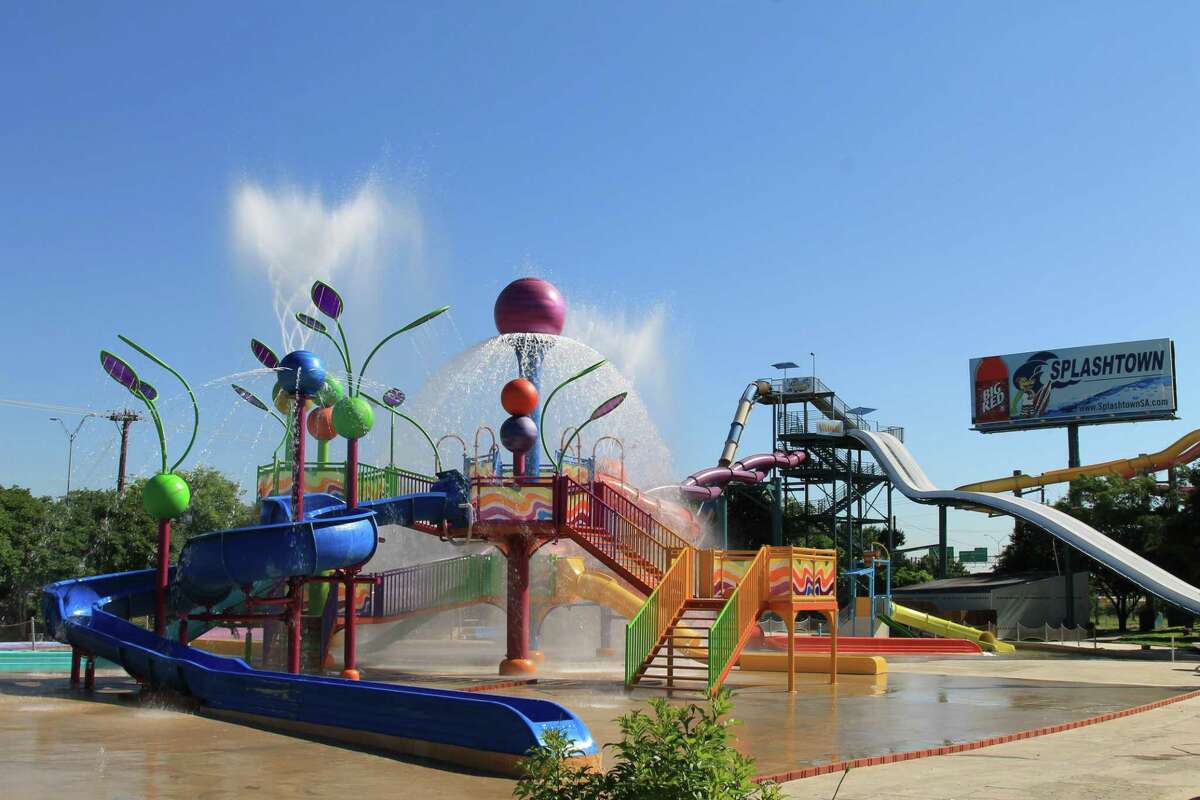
top-left (0, 467), bottom-right (256, 632)
top-left (1159, 467), bottom-right (1200, 627)
top-left (998, 474), bottom-right (1168, 632)
top-left (0, 485), bottom-right (82, 626)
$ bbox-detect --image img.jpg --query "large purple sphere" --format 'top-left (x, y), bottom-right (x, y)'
top-left (494, 278), bottom-right (566, 335)
top-left (500, 414), bottom-right (538, 453)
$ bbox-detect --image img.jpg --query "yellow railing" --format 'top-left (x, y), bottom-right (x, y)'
top-left (625, 547), bottom-right (693, 687)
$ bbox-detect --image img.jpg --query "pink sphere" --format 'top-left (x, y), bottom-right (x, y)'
top-left (494, 278), bottom-right (566, 335)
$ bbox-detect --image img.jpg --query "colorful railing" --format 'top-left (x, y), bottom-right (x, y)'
top-left (593, 481), bottom-right (692, 553)
top-left (559, 476), bottom-right (689, 585)
top-left (707, 547), bottom-right (769, 692)
top-left (256, 462), bottom-right (435, 502)
top-left (624, 546), bottom-right (693, 687)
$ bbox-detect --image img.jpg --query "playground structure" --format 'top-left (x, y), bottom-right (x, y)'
top-left (39, 275), bottom-right (1200, 777)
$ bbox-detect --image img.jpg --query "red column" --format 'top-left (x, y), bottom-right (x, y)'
top-left (287, 577), bottom-right (303, 674)
top-left (499, 535), bottom-right (535, 675)
top-left (84, 655), bottom-right (95, 691)
top-left (291, 397), bottom-right (308, 521)
top-left (178, 616), bottom-right (189, 646)
top-left (341, 569), bottom-right (360, 680)
top-left (513, 451), bottom-right (526, 478)
top-left (70, 647), bottom-right (81, 686)
top-left (346, 437), bottom-right (359, 509)
top-left (155, 518), bottom-right (171, 636)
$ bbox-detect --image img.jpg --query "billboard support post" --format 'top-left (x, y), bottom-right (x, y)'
top-left (1063, 423), bottom-right (1081, 627)
top-left (938, 505), bottom-right (948, 579)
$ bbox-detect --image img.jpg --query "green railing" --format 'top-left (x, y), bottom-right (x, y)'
top-left (624, 547), bottom-right (692, 687)
top-left (367, 553), bottom-right (504, 618)
top-left (707, 546), bottom-right (768, 693)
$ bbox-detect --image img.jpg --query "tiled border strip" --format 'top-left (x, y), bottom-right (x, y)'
top-left (754, 687), bottom-right (1200, 784)
top-left (461, 678), bottom-right (539, 692)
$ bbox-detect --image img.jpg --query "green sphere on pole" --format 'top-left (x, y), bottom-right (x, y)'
top-left (332, 395), bottom-right (375, 439)
top-left (142, 472), bottom-right (191, 520)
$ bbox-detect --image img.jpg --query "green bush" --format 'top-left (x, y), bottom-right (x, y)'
top-left (515, 690), bottom-right (781, 800)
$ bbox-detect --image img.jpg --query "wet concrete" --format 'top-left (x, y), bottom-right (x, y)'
top-left (0, 674), bottom-right (515, 800)
top-left (2, 644), bottom-right (1192, 799)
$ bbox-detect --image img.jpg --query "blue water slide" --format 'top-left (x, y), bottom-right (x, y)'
top-left (40, 491), bottom-right (595, 774)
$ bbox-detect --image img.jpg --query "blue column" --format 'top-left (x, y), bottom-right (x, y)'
top-left (514, 341), bottom-right (546, 477)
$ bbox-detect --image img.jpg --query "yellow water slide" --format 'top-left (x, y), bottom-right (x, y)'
top-left (957, 429), bottom-right (1200, 494)
top-left (553, 558), bottom-right (709, 660)
top-left (887, 601), bottom-right (1015, 654)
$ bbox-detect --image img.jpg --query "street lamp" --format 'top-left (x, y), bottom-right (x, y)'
top-left (49, 415), bottom-right (94, 498)
top-left (810, 352), bottom-right (816, 389)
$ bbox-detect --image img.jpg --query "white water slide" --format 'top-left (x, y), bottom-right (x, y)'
top-left (849, 429), bottom-right (1200, 616)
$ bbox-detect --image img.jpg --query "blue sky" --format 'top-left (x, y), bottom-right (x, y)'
top-left (3, 4), bottom-right (1199, 557)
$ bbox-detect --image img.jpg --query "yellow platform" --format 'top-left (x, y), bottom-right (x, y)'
top-left (738, 652), bottom-right (888, 675)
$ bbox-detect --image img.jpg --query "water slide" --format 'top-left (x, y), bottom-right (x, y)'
top-left (884, 601), bottom-right (1015, 653)
top-left (957, 429), bottom-right (1200, 493)
top-left (680, 451), bottom-right (807, 502)
top-left (849, 429), bottom-right (1200, 616)
top-left (719, 380), bottom-right (772, 466)
top-left (41, 489), bottom-right (596, 775)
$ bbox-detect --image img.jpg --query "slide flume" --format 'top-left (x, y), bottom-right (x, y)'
top-left (850, 429), bottom-right (1200, 616)
top-left (885, 601), bottom-right (1015, 654)
top-left (42, 490), bottom-right (597, 775)
top-left (957, 429), bottom-right (1200, 493)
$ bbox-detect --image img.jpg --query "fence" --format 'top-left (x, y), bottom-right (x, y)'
top-left (997, 622), bottom-right (1093, 644)
top-left (366, 554), bottom-right (502, 619)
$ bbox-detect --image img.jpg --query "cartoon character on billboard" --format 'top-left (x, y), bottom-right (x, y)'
top-left (1010, 351), bottom-right (1056, 419)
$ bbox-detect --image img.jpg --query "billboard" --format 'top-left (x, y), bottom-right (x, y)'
top-left (970, 339), bottom-right (1177, 432)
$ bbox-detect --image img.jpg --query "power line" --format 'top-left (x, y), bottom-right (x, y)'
top-left (0, 397), bottom-right (103, 416)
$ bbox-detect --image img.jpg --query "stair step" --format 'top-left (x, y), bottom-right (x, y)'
top-left (686, 599), bottom-right (727, 609)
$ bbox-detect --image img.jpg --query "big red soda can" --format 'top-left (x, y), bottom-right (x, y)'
top-left (974, 356), bottom-right (1009, 425)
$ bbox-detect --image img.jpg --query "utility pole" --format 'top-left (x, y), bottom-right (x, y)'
top-left (49, 415), bottom-right (95, 500)
top-left (105, 409), bottom-right (142, 493)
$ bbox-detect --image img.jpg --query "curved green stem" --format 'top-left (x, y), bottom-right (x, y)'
top-left (363, 392), bottom-right (441, 472)
top-left (357, 306), bottom-right (450, 395)
top-left (137, 390), bottom-right (169, 474)
top-left (119, 335), bottom-right (198, 473)
top-left (398, 412), bottom-right (441, 473)
top-left (316, 328), bottom-right (352, 377)
top-left (557, 418), bottom-right (597, 473)
top-left (335, 320), bottom-right (355, 392)
top-left (539, 359), bottom-right (607, 470)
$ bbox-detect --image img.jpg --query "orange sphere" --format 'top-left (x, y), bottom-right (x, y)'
top-left (501, 378), bottom-right (539, 416)
top-left (307, 406), bottom-right (339, 440)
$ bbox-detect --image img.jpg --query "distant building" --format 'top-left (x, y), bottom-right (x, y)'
top-left (892, 571), bottom-right (1089, 636)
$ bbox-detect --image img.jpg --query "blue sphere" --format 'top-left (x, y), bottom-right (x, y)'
top-left (500, 414), bottom-right (538, 453)
top-left (276, 350), bottom-right (327, 397)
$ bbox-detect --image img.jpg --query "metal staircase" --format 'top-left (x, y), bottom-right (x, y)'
top-left (556, 476), bottom-right (690, 594)
top-left (627, 598), bottom-right (722, 692)
top-left (625, 545), bottom-right (839, 695)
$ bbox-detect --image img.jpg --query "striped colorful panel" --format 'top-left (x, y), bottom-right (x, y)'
top-left (477, 486), bottom-right (554, 522)
top-left (714, 557), bottom-right (751, 597)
